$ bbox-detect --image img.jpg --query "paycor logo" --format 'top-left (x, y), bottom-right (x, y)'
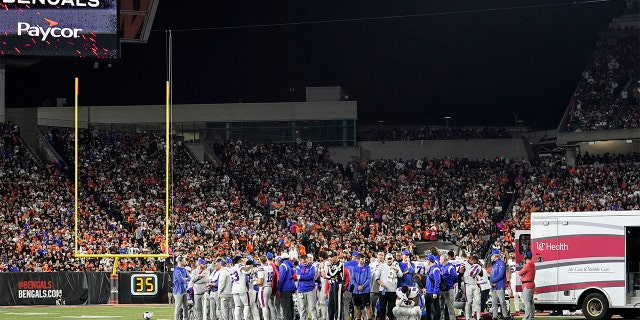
top-left (17, 18), bottom-right (82, 41)
top-left (536, 241), bottom-right (569, 252)
top-left (1, 0), bottom-right (100, 7)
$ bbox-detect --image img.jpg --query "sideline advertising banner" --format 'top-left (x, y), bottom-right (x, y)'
top-left (0, 272), bottom-right (110, 306)
top-left (0, 272), bottom-right (170, 305)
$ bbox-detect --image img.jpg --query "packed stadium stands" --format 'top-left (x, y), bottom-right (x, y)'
top-left (0, 119), bottom-right (637, 273)
top-left (358, 126), bottom-right (513, 141)
top-left (504, 155), bottom-right (640, 248)
top-left (564, 28), bottom-right (639, 132)
top-left (0, 12), bottom-right (638, 274)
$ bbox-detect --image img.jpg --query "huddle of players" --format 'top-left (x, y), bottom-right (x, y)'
top-left (367, 249), bottom-right (490, 320)
top-left (186, 249), bottom-right (493, 320)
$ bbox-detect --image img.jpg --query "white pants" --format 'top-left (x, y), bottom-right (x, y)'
top-left (393, 305), bottom-right (421, 320)
top-left (219, 295), bottom-right (234, 320)
top-left (297, 290), bottom-right (318, 320)
top-left (248, 288), bottom-right (261, 320)
top-left (209, 291), bottom-right (220, 320)
top-left (258, 286), bottom-right (274, 320)
top-left (510, 275), bottom-right (523, 312)
top-left (464, 284), bottom-right (481, 320)
top-left (205, 292), bottom-right (210, 319)
top-left (317, 287), bottom-right (329, 320)
top-left (194, 293), bottom-right (206, 320)
top-left (233, 292), bottom-right (250, 320)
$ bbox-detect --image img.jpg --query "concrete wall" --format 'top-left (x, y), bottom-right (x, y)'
top-left (35, 101), bottom-right (357, 127)
top-left (359, 139), bottom-right (531, 160)
top-left (522, 129), bottom-right (558, 144)
top-left (306, 87), bottom-right (343, 101)
top-left (558, 129), bottom-right (640, 145)
top-left (185, 143), bottom-right (205, 163)
top-left (5, 108), bottom-right (62, 164)
top-left (327, 146), bottom-right (361, 164)
top-left (575, 140), bottom-right (640, 156)
top-left (5, 108), bottom-right (38, 145)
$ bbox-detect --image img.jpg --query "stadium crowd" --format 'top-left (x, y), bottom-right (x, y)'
top-left (1, 12), bottom-right (638, 278)
top-left (358, 126), bottom-right (512, 142)
top-left (1, 121), bottom-right (639, 275)
top-left (0, 122), bottom-right (79, 273)
top-left (565, 28), bottom-right (640, 132)
top-left (500, 153), bottom-right (640, 254)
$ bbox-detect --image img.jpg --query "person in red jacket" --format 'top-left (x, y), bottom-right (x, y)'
top-left (518, 251), bottom-right (536, 320)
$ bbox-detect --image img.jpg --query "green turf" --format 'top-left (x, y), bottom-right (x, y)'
top-left (0, 304), bottom-right (597, 320)
top-left (0, 305), bottom-right (174, 320)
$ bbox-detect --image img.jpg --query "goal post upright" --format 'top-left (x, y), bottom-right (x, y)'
top-left (73, 77), bottom-right (170, 262)
top-left (165, 80), bottom-right (170, 256)
top-left (74, 77), bottom-right (79, 256)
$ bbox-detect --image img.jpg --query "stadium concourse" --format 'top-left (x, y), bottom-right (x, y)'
top-left (0, 121), bottom-right (638, 273)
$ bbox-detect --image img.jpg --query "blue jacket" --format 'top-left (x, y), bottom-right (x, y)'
top-left (397, 261), bottom-right (415, 287)
top-left (344, 260), bottom-right (358, 274)
top-left (426, 265), bottom-right (441, 295)
top-left (343, 259), bottom-right (359, 292)
top-left (490, 259), bottom-right (507, 290)
top-left (351, 264), bottom-right (371, 294)
top-left (173, 266), bottom-right (191, 294)
top-left (278, 260), bottom-right (296, 292)
top-left (296, 262), bottom-right (316, 293)
top-left (440, 262), bottom-right (458, 290)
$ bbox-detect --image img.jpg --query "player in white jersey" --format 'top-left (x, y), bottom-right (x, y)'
top-left (369, 251), bottom-right (385, 320)
top-left (207, 259), bottom-right (223, 320)
top-left (461, 255), bottom-right (482, 320)
top-left (507, 252), bottom-right (523, 316)
top-left (316, 251), bottom-right (331, 320)
top-left (393, 286), bottom-right (422, 320)
top-left (230, 256), bottom-right (250, 320)
top-left (312, 257), bottom-right (323, 286)
top-left (247, 259), bottom-right (261, 320)
top-left (256, 256), bottom-right (275, 320)
top-left (308, 254), bottom-right (323, 319)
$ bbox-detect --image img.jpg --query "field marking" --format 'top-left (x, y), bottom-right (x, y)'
top-left (60, 316), bottom-right (123, 319)
top-left (2, 312), bottom-right (59, 315)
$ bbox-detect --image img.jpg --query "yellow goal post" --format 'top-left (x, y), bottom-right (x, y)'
top-left (73, 78), bottom-right (171, 266)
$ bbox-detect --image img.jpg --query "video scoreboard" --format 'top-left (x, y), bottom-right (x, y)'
top-left (0, 0), bottom-right (119, 59)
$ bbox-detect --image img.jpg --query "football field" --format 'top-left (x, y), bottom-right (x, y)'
top-left (0, 305), bottom-right (174, 320)
top-left (0, 304), bottom-right (595, 320)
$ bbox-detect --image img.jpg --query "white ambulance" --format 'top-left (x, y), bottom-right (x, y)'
top-left (527, 211), bottom-right (640, 320)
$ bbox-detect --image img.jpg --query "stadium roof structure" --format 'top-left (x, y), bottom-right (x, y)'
top-left (119, 0), bottom-right (160, 43)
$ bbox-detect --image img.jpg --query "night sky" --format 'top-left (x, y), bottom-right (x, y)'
top-left (4, 0), bottom-right (631, 129)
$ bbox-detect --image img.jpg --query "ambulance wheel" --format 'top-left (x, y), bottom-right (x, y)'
top-left (582, 292), bottom-right (611, 320)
